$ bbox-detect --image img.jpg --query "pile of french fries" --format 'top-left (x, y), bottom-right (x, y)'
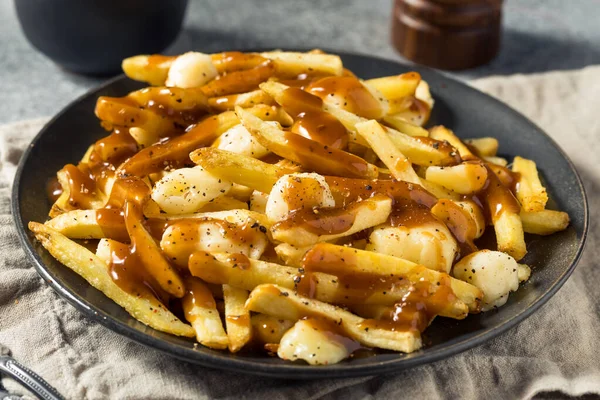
top-left (29, 50), bottom-right (570, 365)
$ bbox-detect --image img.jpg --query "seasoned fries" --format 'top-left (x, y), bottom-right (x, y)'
top-left (512, 156), bottom-right (549, 212)
top-left (31, 49), bottom-right (569, 365)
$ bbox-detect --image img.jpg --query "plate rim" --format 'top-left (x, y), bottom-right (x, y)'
top-left (11, 49), bottom-right (589, 379)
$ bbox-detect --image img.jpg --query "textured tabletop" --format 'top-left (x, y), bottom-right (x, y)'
top-left (1, 0), bottom-right (599, 124)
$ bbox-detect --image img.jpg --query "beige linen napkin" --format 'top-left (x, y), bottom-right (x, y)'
top-left (0, 67), bottom-right (599, 400)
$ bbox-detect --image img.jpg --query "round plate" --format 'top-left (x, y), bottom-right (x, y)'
top-left (12, 52), bottom-right (588, 378)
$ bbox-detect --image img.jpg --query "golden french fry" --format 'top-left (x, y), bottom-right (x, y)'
top-left (273, 243), bottom-right (311, 267)
top-left (236, 106), bottom-right (378, 179)
top-left (482, 156), bottom-right (508, 167)
top-left (125, 202), bottom-right (185, 297)
top-left (520, 209), bottom-right (569, 235)
top-left (355, 120), bottom-right (421, 184)
top-left (246, 284), bottom-right (422, 353)
top-left (425, 163), bottom-right (488, 194)
top-left (189, 246), bottom-right (479, 317)
top-left (182, 277), bottom-right (229, 349)
top-left (259, 80), bottom-right (368, 147)
top-left (301, 243), bottom-right (480, 315)
top-left (29, 223), bottom-right (194, 337)
top-left (122, 54), bottom-right (175, 86)
top-left (261, 51), bottom-right (343, 77)
top-left (363, 72), bottom-right (421, 100)
top-left (415, 80), bottom-right (434, 109)
top-left (144, 209), bottom-right (271, 228)
top-left (386, 96), bottom-right (431, 126)
top-left (251, 314), bottom-right (294, 345)
top-left (201, 61), bottom-right (276, 97)
top-left (197, 195), bottom-right (249, 212)
top-left (44, 209), bottom-right (129, 242)
top-left (382, 115), bottom-right (429, 137)
top-left (119, 105), bottom-right (284, 177)
top-left (208, 89), bottom-right (275, 112)
top-left (320, 101), bottom-right (459, 166)
top-left (95, 96), bottom-right (175, 135)
top-left (190, 148), bottom-right (293, 193)
top-left (223, 284), bottom-right (252, 352)
top-left (129, 127), bottom-right (159, 148)
top-left (429, 125), bottom-right (473, 158)
top-left (494, 211), bottom-right (527, 261)
top-left (271, 195), bottom-right (392, 247)
top-left (464, 137), bottom-right (499, 157)
top-left (419, 179), bottom-right (461, 201)
top-left (512, 156), bottom-right (548, 212)
top-left (211, 51), bottom-right (268, 74)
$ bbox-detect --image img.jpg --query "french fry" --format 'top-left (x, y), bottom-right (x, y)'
top-left (494, 211), bottom-right (527, 261)
top-left (197, 195), bottom-right (249, 212)
top-left (200, 61), bottom-right (276, 97)
top-left (386, 96), bottom-right (431, 126)
top-left (322, 102), bottom-right (459, 166)
top-left (429, 125), bottom-right (473, 158)
top-left (363, 72), bottom-right (421, 100)
top-left (355, 120), bottom-right (421, 184)
top-left (29, 223), bottom-right (194, 337)
top-left (251, 314), bottom-right (294, 344)
top-left (261, 51), bottom-right (343, 77)
top-left (236, 106), bottom-right (379, 179)
top-left (208, 89), bottom-right (275, 112)
top-left (125, 202), bottom-right (185, 297)
top-left (211, 52), bottom-right (268, 74)
top-left (415, 80), bottom-right (434, 109)
top-left (222, 284), bottom-right (252, 352)
top-left (190, 247), bottom-right (479, 316)
top-left (129, 127), bottom-right (158, 148)
top-left (419, 179), bottom-right (462, 201)
top-left (246, 284), bottom-right (422, 353)
top-left (126, 86), bottom-right (209, 124)
top-left (271, 195), bottom-right (392, 247)
top-left (464, 137), bottom-right (499, 157)
top-left (119, 105), bottom-right (285, 177)
top-left (301, 243), bottom-right (481, 315)
top-left (44, 209), bottom-right (129, 242)
top-left (95, 96), bottom-right (176, 135)
top-left (122, 54), bottom-right (175, 86)
top-left (382, 115), bottom-right (429, 137)
top-left (482, 156), bottom-right (508, 167)
top-left (512, 156), bottom-right (548, 212)
top-left (520, 209), bottom-right (569, 235)
top-left (182, 277), bottom-right (229, 349)
top-left (274, 243), bottom-right (311, 267)
top-left (190, 148), bottom-right (293, 193)
top-left (425, 163), bottom-right (488, 194)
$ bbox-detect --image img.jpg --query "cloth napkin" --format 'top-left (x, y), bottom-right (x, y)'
top-left (1, 66), bottom-right (599, 400)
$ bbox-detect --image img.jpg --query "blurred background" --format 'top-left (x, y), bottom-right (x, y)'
top-left (1, 0), bottom-right (599, 124)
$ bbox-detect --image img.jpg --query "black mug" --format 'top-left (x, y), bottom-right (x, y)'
top-left (15, 0), bottom-right (188, 76)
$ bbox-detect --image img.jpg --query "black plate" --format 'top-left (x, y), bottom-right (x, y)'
top-left (12, 52), bottom-right (588, 379)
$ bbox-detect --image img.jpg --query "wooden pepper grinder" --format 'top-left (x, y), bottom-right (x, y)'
top-left (391, 0), bottom-right (503, 70)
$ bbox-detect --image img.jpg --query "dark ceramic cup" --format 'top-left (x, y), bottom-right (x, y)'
top-left (15, 0), bottom-right (188, 76)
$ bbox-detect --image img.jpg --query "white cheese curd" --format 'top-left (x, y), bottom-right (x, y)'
top-left (277, 319), bottom-right (352, 365)
top-left (166, 52), bottom-right (217, 88)
top-left (367, 222), bottom-right (458, 273)
top-left (265, 173), bottom-right (335, 223)
top-left (213, 124), bottom-right (270, 158)
top-left (452, 250), bottom-right (520, 311)
top-left (151, 166), bottom-right (232, 214)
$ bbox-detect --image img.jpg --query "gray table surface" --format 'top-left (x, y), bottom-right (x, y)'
top-left (1, 0), bottom-right (599, 125)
